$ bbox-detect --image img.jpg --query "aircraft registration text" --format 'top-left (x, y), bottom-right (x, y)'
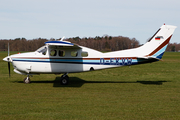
top-left (100, 58), bottom-right (133, 65)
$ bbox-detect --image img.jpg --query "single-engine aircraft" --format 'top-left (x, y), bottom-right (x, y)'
top-left (3, 24), bottom-right (177, 85)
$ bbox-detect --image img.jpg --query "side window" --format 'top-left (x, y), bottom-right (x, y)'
top-left (81, 51), bottom-right (88, 57)
top-left (50, 50), bottom-right (57, 56)
top-left (71, 51), bottom-right (78, 57)
top-left (59, 50), bottom-right (65, 57)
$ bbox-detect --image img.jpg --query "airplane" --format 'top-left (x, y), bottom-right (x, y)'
top-left (3, 24), bottom-right (177, 85)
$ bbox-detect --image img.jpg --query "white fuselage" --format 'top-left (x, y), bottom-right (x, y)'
top-left (10, 46), bottom-right (137, 74)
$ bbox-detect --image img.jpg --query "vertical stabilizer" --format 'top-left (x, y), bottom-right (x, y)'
top-left (139, 24), bottom-right (177, 59)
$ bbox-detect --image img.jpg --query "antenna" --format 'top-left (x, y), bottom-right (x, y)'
top-left (60, 36), bottom-right (65, 41)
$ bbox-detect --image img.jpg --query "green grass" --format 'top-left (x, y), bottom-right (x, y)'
top-left (0, 52), bottom-right (180, 120)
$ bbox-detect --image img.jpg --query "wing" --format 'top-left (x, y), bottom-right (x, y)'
top-left (45, 41), bottom-right (81, 49)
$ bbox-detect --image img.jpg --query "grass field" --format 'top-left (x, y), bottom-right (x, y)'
top-left (0, 51), bottom-right (180, 120)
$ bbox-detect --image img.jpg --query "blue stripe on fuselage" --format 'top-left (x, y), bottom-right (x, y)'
top-left (12, 57), bottom-right (154, 66)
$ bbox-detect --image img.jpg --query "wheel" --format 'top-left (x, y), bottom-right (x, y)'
top-left (60, 75), bottom-right (69, 85)
top-left (24, 77), bottom-right (31, 84)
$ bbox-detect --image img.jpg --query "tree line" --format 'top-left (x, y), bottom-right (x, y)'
top-left (0, 36), bottom-right (139, 52)
top-left (0, 36), bottom-right (179, 52)
top-left (0, 38), bottom-right (48, 51)
top-left (166, 43), bottom-right (180, 52)
top-left (66, 36), bottom-right (139, 51)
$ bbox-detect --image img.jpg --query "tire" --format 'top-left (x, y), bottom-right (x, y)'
top-left (24, 77), bottom-right (31, 84)
top-left (60, 76), bottom-right (69, 85)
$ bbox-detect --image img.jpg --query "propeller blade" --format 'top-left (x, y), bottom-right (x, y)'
top-left (8, 43), bottom-right (11, 77)
top-left (8, 62), bottom-right (10, 77)
top-left (8, 43), bottom-right (10, 56)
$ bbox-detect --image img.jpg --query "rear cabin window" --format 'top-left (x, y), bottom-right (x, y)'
top-left (59, 50), bottom-right (65, 57)
top-left (81, 52), bottom-right (88, 57)
top-left (71, 51), bottom-right (78, 57)
top-left (50, 50), bottom-right (57, 56)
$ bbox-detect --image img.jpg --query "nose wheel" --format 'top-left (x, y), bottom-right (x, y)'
top-left (24, 76), bottom-right (31, 84)
top-left (60, 73), bottom-right (69, 85)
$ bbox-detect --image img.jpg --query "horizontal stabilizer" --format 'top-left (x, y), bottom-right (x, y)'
top-left (137, 56), bottom-right (162, 61)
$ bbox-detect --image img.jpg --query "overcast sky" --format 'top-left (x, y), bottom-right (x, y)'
top-left (0, 0), bottom-right (179, 44)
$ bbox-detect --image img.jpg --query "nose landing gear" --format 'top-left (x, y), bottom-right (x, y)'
top-left (23, 75), bottom-right (31, 84)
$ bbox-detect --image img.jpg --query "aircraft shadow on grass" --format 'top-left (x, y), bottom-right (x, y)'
top-left (14, 77), bottom-right (168, 87)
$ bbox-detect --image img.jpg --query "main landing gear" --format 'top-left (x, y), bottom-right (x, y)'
top-left (60, 73), bottom-right (69, 85)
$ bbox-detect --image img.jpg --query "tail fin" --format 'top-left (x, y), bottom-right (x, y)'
top-left (139, 24), bottom-right (177, 59)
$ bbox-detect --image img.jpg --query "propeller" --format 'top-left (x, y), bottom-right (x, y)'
top-left (3, 43), bottom-right (12, 77)
top-left (8, 61), bottom-right (10, 77)
top-left (7, 43), bottom-right (10, 77)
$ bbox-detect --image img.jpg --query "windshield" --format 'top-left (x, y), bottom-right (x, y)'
top-left (36, 46), bottom-right (47, 55)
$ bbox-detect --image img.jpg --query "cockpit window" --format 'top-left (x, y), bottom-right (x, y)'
top-left (37, 46), bottom-right (47, 55)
